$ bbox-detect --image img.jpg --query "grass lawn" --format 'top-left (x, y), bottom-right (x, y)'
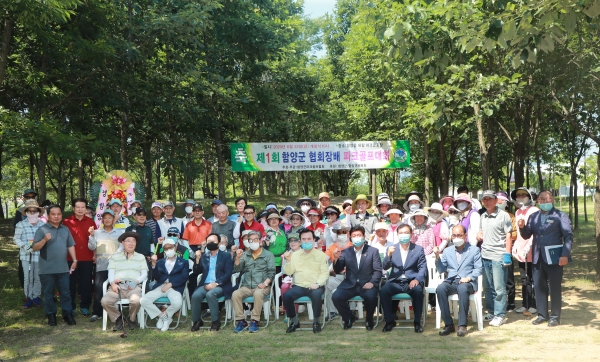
top-left (1, 197), bottom-right (599, 361)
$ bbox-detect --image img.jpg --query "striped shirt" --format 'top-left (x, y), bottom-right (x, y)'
top-left (14, 219), bottom-right (45, 262)
top-left (107, 252), bottom-right (148, 281)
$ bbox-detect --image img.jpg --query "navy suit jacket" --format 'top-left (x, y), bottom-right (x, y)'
top-left (520, 207), bottom-right (573, 264)
top-left (383, 243), bottom-right (426, 284)
top-left (193, 250), bottom-right (234, 298)
top-left (151, 256), bottom-right (190, 294)
top-left (435, 243), bottom-right (482, 292)
top-left (333, 244), bottom-right (382, 289)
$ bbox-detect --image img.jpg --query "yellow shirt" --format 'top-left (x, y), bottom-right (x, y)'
top-left (283, 248), bottom-right (329, 288)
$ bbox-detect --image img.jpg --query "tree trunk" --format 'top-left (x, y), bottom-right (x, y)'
top-left (120, 113), bottom-right (128, 171)
top-left (438, 136), bottom-right (448, 196)
top-left (37, 148), bottom-right (47, 202)
top-left (534, 136), bottom-right (544, 191)
top-left (214, 127), bottom-right (226, 202)
top-left (156, 157), bottom-right (161, 200)
top-left (258, 172), bottom-right (264, 199)
top-left (0, 195), bottom-right (4, 219)
top-left (143, 142), bottom-right (153, 201)
top-left (424, 139), bottom-right (430, 207)
top-left (302, 172), bottom-right (308, 196)
top-left (0, 17), bottom-right (13, 87)
top-left (463, 144), bottom-right (469, 187)
top-left (371, 169), bottom-right (377, 207)
top-left (29, 151), bottom-right (35, 189)
top-left (78, 159), bottom-right (85, 198)
top-left (475, 104), bottom-right (490, 190)
top-left (491, 136), bottom-right (500, 191)
top-left (594, 150), bottom-right (600, 282)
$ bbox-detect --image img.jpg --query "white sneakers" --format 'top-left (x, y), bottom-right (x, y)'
top-left (157, 313), bottom-right (170, 331)
top-left (489, 316), bottom-right (507, 327)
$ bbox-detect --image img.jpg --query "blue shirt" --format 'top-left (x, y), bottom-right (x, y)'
top-left (205, 253), bottom-right (218, 284)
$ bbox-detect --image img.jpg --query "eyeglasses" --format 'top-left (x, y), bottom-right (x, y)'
top-left (24, 195), bottom-right (36, 200)
top-left (300, 202), bottom-right (311, 206)
top-left (167, 233), bottom-right (178, 237)
top-left (248, 238), bottom-right (260, 243)
top-left (244, 212), bottom-right (254, 215)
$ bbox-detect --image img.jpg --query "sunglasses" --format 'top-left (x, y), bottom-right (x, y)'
top-left (24, 195), bottom-right (36, 199)
top-left (300, 203), bottom-right (312, 206)
top-left (167, 233), bottom-right (178, 237)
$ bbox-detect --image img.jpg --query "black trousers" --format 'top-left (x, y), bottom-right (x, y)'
top-left (92, 270), bottom-right (108, 316)
top-left (380, 280), bottom-right (424, 323)
top-left (436, 280), bottom-right (474, 327)
top-left (283, 285), bottom-right (324, 319)
top-left (519, 261), bottom-right (536, 309)
top-left (506, 261), bottom-right (516, 307)
top-left (533, 260), bottom-right (563, 321)
top-left (69, 261), bottom-right (93, 310)
top-left (18, 259), bottom-right (25, 289)
top-left (332, 284), bottom-right (379, 323)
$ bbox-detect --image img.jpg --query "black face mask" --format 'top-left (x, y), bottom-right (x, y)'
top-left (206, 242), bottom-right (219, 251)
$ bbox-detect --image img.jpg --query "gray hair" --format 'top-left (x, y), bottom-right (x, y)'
top-left (219, 234), bottom-right (228, 243)
top-left (216, 204), bottom-right (229, 213)
top-left (247, 230), bottom-right (261, 239)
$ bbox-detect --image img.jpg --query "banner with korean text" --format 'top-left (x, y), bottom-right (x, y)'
top-left (230, 141), bottom-right (410, 172)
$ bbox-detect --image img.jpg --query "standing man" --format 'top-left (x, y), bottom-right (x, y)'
top-left (349, 194), bottom-right (378, 240)
top-left (109, 199), bottom-right (131, 229)
top-left (436, 225), bottom-right (483, 337)
top-left (211, 204), bottom-right (237, 249)
top-left (232, 231), bottom-right (276, 333)
top-left (149, 201), bottom-right (163, 244)
top-left (379, 223), bottom-right (426, 333)
top-left (183, 199), bottom-right (196, 225)
top-left (332, 225), bottom-right (382, 331)
top-left (183, 203), bottom-right (212, 296)
top-left (125, 207), bottom-right (155, 271)
top-left (232, 197), bottom-right (247, 222)
top-left (282, 229), bottom-right (329, 333)
top-left (519, 190), bottom-right (572, 327)
top-left (477, 190), bottom-right (513, 327)
top-left (207, 200), bottom-right (222, 223)
top-left (32, 205), bottom-right (78, 326)
top-left (157, 201), bottom-right (185, 241)
top-left (14, 200), bottom-right (45, 308)
top-left (235, 205), bottom-right (265, 249)
top-left (63, 198), bottom-right (97, 317)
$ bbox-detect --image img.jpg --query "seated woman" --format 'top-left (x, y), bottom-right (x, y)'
top-left (140, 239), bottom-right (190, 332)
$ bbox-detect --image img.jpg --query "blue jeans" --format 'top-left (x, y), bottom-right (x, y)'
top-left (39, 272), bottom-right (72, 317)
top-left (482, 259), bottom-right (508, 318)
top-left (191, 286), bottom-right (224, 322)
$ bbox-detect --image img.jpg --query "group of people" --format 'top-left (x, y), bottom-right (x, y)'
top-left (12, 186), bottom-right (572, 336)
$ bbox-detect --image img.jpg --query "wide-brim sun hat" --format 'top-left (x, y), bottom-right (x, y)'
top-left (424, 202), bottom-right (449, 218)
top-left (352, 194), bottom-right (372, 211)
top-left (403, 194), bottom-right (425, 212)
top-left (296, 196), bottom-right (316, 208)
top-left (409, 209), bottom-right (431, 225)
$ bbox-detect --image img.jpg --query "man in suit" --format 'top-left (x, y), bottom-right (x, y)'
top-left (349, 194), bottom-right (378, 240)
top-left (519, 190), bottom-right (573, 327)
top-left (380, 223), bottom-right (426, 333)
top-left (332, 225), bottom-right (382, 331)
top-left (140, 238), bottom-right (190, 332)
top-left (435, 224), bottom-right (483, 337)
top-left (190, 233), bottom-right (233, 331)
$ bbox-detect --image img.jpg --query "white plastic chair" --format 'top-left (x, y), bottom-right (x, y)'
top-left (435, 274), bottom-right (484, 330)
top-left (273, 272), bottom-right (284, 321)
top-left (102, 280), bottom-right (147, 331)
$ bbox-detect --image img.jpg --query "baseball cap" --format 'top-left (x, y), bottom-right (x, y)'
top-left (151, 201), bottom-right (163, 210)
top-left (211, 200), bottom-right (223, 206)
top-left (481, 190), bottom-right (497, 199)
top-left (374, 222), bottom-right (389, 231)
top-left (108, 199), bottom-right (122, 206)
top-left (163, 201), bottom-right (174, 208)
top-left (135, 207), bottom-right (147, 215)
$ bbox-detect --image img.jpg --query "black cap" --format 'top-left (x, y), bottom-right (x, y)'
top-left (118, 232), bottom-right (140, 244)
top-left (192, 203), bottom-right (203, 210)
top-left (135, 207), bottom-right (147, 215)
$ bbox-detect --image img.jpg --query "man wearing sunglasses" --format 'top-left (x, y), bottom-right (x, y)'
top-left (234, 205), bottom-right (265, 250)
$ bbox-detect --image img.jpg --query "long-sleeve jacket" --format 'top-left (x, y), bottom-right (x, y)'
top-left (519, 207), bottom-right (573, 265)
top-left (234, 248), bottom-right (276, 289)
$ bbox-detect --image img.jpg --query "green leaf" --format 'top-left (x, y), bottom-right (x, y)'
top-left (539, 34), bottom-right (554, 53)
top-left (512, 51), bottom-right (522, 69)
top-left (465, 38), bottom-right (479, 53)
top-left (564, 11), bottom-right (577, 34)
top-left (503, 19), bottom-right (517, 40)
top-left (414, 46), bottom-right (423, 61)
top-left (583, 1), bottom-right (600, 18)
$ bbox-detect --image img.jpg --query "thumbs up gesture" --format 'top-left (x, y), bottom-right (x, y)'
top-left (88, 226), bottom-right (95, 237)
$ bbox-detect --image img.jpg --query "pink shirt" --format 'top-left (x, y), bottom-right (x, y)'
top-left (411, 226), bottom-right (435, 255)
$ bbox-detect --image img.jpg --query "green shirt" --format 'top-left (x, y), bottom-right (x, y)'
top-left (234, 248), bottom-right (276, 289)
top-left (264, 227), bottom-right (287, 266)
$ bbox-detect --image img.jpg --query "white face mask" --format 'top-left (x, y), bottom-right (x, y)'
top-left (300, 205), bottom-right (311, 213)
top-left (497, 201), bottom-right (507, 211)
top-left (185, 206), bottom-right (193, 214)
top-left (337, 234), bottom-right (348, 243)
top-left (429, 212), bottom-right (443, 221)
top-left (243, 240), bottom-right (249, 249)
top-left (449, 214), bottom-right (459, 222)
top-left (219, 244), bottom-right (227, 252)
top-left (249, 243), bottom-right (260, 251)
top-left (27, 213), bottom-right (40, 224)
top-left (409, 204), bottom-right (420, 212)
top-left (164, 249), bottom-right (176, 258)
top-left (131, 207), bottom-right (137, 214)
top-left (452, 238), bottom-right (465, 247)
top-left (457, 202), bottom-right (469, 211)
top-left (516, 197), bottom-right (529, 207)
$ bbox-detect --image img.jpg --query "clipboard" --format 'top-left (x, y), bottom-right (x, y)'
top-left (544, 245), bottom-right (572, 265)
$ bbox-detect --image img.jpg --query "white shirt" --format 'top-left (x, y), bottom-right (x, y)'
top-left (400, 246), bottom-right (409, 266)
top-left (355, 247), bottom-right (362, 267)
top-left (165, 257), bottom-right (176, 274)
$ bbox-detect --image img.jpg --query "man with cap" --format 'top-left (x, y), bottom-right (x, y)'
top-left (232, 230), bottom-right (276, 333)
top-left (149, 201), bottom-right (163, 243)
top-left (108, 199), bottom-right (131, 229)
top-left (183, 199), bottom-right (196, 225)
top-left (476, 190), bottom-right (513, 327)
top-left (191, 233), bottom-right (234, 332)
top-left (511, 187), bottom-right (539, 317)
top-left (323, 206), bottom-right (342, 248)
top-left (384, 206), bottom-right (404, 245)
top-left (157, 201), bottom-right (185, 243)
top-left (63, 198), bottom-right (97, 317)
top-left (211, 204), bottom-right (237, 249)
top-left (234, 205), bottom-right (265, 249)
top-left (125, 207), bottom-right (155, 274)
top-left (519, 190), bottom-right (572, 327)
top-left (183, 203), bottom-right (213, 296)
top-left (380, 223), bottom-right (426, 333)
top-left (14, 189), bottom-right (39, 291)
top-left (436, 224), bottom-right (483, 337)
top-left (32, 205), bottom-right (78, 326)
top-left (141, 238), bottom-right (190, 332)
top-left (87, 209), bottom-right (123, 322)
top-left (128, 200), bottom-right (143, 224)
top-left (323, 222), bottom-right (352, 322)
top-left (296, 196), bottom-right (316, 226)
top-left (282, 229), bottom-right (329, 333)
top-left (332, 225), bottom-right (382, 331)
top-left (495, 191), bottom-right (518, 313)
top-left (318, 192), bottom-right (331, 222)
top-left (454, 193), bottom-right (481, 246)
top-left (101, 231), bottom-right (148, 331)
top-left (349, 194), bottom-right (378, 240)
top-left (14, 199), bottom-right (45, 308)
top-left (207, 200), bottom-right (222, 223)
top-left (158, 226), bottom-right (192, 261)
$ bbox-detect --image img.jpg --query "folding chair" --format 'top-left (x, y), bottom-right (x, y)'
top-left (435, 274), bottom-right (484, 331)
top-left (380, 272), bottom-right (425, 329)
top-left (274, 272), bottom-right (284, 321)
top-left (191, 273), bottom-right (232, 328)
top-left (422, 254), bottom-right (444, 327)
top-left (102, 280), bottom-right (147, 331)
top-left (144, 282), bottom-right (190, 330)
top-left (286, 287), bottom-right (328, 331)
top-left (337, 294), bottom-right (381, 329)
top-left (236, 273), bottom-right (277, 327)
